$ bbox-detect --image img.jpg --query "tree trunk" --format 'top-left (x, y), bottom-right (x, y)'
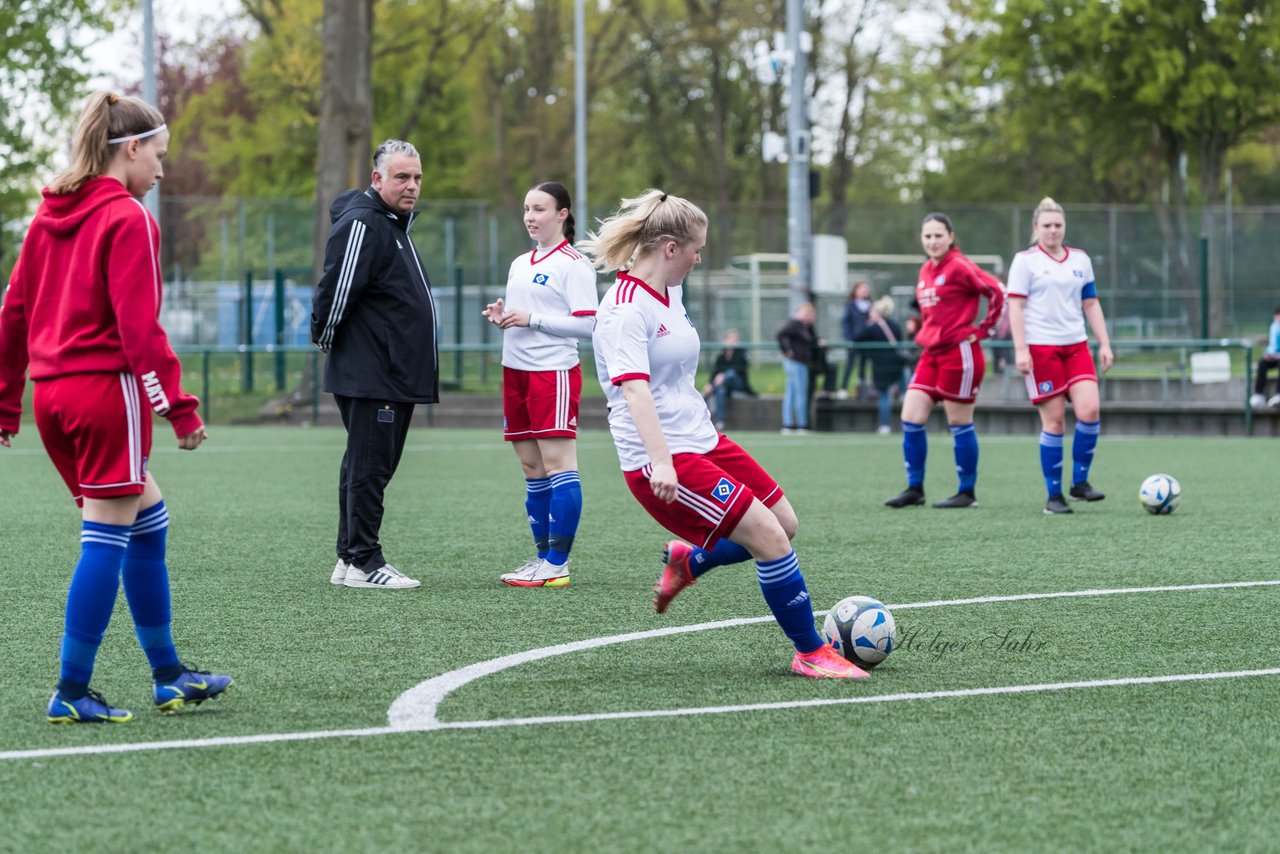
top-left (312, 0), bottom-right (373, 283)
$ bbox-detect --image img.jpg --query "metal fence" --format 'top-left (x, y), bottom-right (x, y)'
top-left (151, 196), bottom-right (1279, 350)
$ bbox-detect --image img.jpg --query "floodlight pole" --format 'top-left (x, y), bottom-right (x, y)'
top-left (574, 0), bottom-right (587, 228)
top-left (141, 0), bottom-right (160, 220)
top-left (785, 0), bottom-right (811, 312)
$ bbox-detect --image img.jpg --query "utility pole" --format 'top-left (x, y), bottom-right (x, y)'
top-left (574, 0), bottom-right (588, 228)
top-left (141, 0), bottom-right (160, 220)
top-left (785, 0), bottom-right (811, 312)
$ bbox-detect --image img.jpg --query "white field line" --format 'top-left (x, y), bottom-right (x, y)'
top-left (3, 579), bottom-right (1278, 761)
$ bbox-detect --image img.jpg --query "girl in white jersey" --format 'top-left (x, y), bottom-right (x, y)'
top-left (582, 189), bottom-right (867, 679)
top-left (483, 182), bottom-right (598, 586)
top-left (1007, 197), bottom-right (1114, 515)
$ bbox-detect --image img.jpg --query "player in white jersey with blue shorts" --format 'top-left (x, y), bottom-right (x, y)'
top-left (483, 182), bottom-right (597, 586)
top-left (1007, 197), bottom-right (1114, 515)
top-left (583, 188), bottom-right (867, 679)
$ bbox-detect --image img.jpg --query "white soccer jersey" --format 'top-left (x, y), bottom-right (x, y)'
top-left (593, 272), bottom-right (718, 471)
top-left (502, 240), bottom-right (599, 371)
top-left (1006, 245), bottom-right (1098, 345)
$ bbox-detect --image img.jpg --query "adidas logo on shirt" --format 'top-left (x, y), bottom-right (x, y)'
top-left (656, 324), bottom-right (670, 338)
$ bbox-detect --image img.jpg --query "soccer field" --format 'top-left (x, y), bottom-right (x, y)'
top-left (1, 426), bottom-right (1277, 851)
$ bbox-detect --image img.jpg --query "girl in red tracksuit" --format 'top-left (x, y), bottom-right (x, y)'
top-left (0, 92), bottom-right (231, 724)
top-left (884, 212), bottom-right (1005, 510)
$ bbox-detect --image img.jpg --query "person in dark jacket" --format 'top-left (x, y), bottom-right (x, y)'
top-left (701, 328), bottom-right (757, 430)
top-left (839, 280), bottom-right (873, 397)
top-left (854, 296), bottom-right (907, 434)
top-left (311, 139), bottom-right (438, 590)
top-left (776, 302), bottom-right (820, 433)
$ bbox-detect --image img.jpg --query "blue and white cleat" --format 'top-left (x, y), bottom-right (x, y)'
top-left (47, 689), bottom-right (134, 724)
top-left (154, 666), bottom-right (234, 713)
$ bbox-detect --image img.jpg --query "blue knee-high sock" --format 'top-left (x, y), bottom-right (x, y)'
top-left (524, 477), bottom-right (552, 559)
top-left (1039, 431), bottom-right (1065, 498)
top-left (545, 471), bottom-right (582, 567)
top-left (1072, 420), bottom-right (1100, 486)
top-left (57, 521), bottom-right (131, 699)
top-left (688, 539), bottom-right (753, 578)
top-left (756, 551), bottom-right (823, 653)
top-left (121, 501), bottom-right (182, 683)
top-left (902, 421), bottom-right (927, 489)
top-left (950, 423), bottom-right (979, 493)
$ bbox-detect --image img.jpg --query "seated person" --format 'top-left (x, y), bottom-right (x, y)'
top-left (1250, 306), bottom-right (1280, 410)
top-left (703, 329), bottom-right (757, 429)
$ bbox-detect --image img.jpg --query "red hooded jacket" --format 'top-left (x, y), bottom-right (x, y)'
top-left (0, 177), bottom-right (201, 438)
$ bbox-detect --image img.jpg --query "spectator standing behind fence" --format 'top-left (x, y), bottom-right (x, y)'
top-left (1250, 306), bottom-right (1280, 410)
top-left (0, 92), bottom-right (232, 724)
top-left (776, 302), bottom-right (820, 434)
top-left (1007, 197), bottom-right (1113, 515)
top-left (885, 212), bottom-right (1005, 509)
top-left (839, 280), bottom-right (873, 398)
top-left (312, 139), bottom-right (438, 590)
top-left (702, 328), bottom-right (757, 431)
top-left (583, 188), bottom-right (867, 679)
top-left (855, 296), bottom-right (907, 435)
top-left (482, 182), bottom-right (597, 588)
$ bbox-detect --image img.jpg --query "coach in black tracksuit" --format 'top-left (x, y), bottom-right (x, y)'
top-left (311, 140), bottom-right (438, 589)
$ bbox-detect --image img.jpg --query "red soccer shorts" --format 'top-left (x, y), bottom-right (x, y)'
top-left (503, 365), bottom-right (582, 441)
top-left (33, 372), bottom-right (151, 505)
top-left (1024, 341), bottom-right (1098, 403)
top-left (622, 434), bottom-right (783, 550)
top-left (908, 340), bottom-right (986, 403)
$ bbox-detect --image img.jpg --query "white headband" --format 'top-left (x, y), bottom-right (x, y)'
top-left (108, 124), bottom-right (167, 145)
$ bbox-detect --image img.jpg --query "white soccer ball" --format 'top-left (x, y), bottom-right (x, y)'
top-left (1139, 473), bottom-right (1181, 515)
top-left (821, 595), bottom-right (896, 668)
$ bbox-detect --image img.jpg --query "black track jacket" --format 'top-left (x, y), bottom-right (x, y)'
top-left (311, 188), bottom-right (439, 403)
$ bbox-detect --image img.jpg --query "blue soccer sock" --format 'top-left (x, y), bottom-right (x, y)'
top-left (545, 471), bottom-right (582, 568)
top-left (688, 539), bottom-right (753, 578)
top-left (121, 501), bottom-right (182, 683)
top-left (950, 423), bottom-right (979, 493)
top-left (1039, 431), bottom-right (1065, 498)
top-left (524, 477), bottom-right (552, 559)
top-left (57, 521), bottom-right (131, 700)
top-left (1072, 420), bottom-right (1100, 486)
top-left (756, 551), bottom-right (823, 653)
top-left (902, 421), bottom-right (927, 489)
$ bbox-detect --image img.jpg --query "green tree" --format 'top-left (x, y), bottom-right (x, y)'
top-left (975, 0), bottom-right (1280, 334)
top-left (0, 0), bottom-right (117, 275)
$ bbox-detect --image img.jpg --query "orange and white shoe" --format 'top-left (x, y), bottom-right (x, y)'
top-left (791, 644), bottom-right (871, 679)
top-left (653, 540), bottom-right (696, 613)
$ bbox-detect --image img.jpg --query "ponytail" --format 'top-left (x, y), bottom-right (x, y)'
top-left (580, 189), bottom-right (707, 273)
top-left (49, 92), bottom-right (165, 195)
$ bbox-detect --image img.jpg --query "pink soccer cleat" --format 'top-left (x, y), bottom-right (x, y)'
top-left (791, 644), bottom-right (871, 679)
top-left (653, 540), bottom-right (696, 613)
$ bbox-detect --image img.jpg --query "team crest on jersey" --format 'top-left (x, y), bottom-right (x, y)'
top-left (656, 323), bottom-right (670, 338)
top-left (935, 274), bottom-right (946, 286)
top-left (1038, 380), bottom-right (1054, 393)
top-left (1073, 269), bottom-right (1084, 278)
top-left (711, 477), bottom-right (737, 504)
top-left (532, 273), bottom-right (549, 285)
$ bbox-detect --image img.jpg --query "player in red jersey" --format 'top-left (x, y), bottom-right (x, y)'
top-left (885, 212), bottom-right (1005, 509)
top-left (0, 92), bottom-right (231, 724)
top-left (483, 182), bottom-right (597, 587)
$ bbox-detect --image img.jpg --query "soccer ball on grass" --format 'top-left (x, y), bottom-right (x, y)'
top-left (821, 595), bottom-right (896, 668)
top-left (1139, 473), bottom-right (1181, 515)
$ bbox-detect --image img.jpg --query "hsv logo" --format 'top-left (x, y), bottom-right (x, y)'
top-left (711, 477), bottom-right (737, 504)
top-left (533, 273), bottom-right (549, 285)
top-left (655, 323), bottom-right (670, 338)
top-left (141, 371), bottom-right (171, 414)
top-left (1073, 269), bottom-right (1084, 278)
top-left (1038, 380), bottom-right (1054, 393)
top-left (935, 274), bottom-right (946, 286)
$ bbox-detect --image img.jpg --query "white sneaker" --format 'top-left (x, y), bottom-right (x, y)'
top-left (501, 558), bottom-right (570, 588)
top-left (330, 559), bottom-right (351, 585)
top-left (1269, 394), bottom-right (1280, 409)
top-left (780, 427), bottom-right (796, 435)
top-left (877, 425), bottom-right (891, 435)
top-left (344, 562), bottom-right (421, 589)
top-left (499, 558), bottom-right (543, 583)
top-left (1251, 393), bottom-right (1267, 410)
